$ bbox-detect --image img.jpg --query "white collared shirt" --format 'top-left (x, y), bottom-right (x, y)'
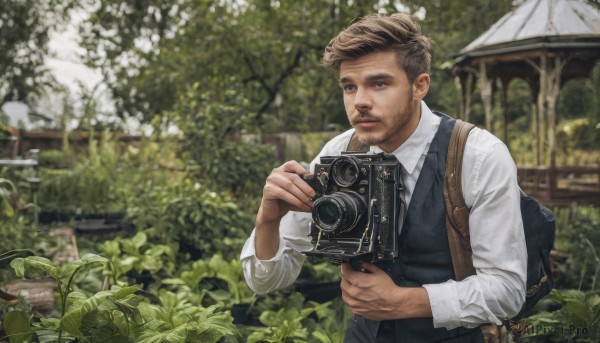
top-left (240, 101), bottom-right (527, 330)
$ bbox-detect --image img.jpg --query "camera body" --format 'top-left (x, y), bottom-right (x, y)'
top-left (303, 152), bottom-right (404, 263)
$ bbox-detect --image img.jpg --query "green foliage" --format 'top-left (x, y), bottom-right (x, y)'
top-left (80, 0), bottom-right (396, 131)
top-left (2, 309), bottom-right (31, 343)
top-left (37, 150), bottom-right (73, 169)
top-left (205, 255), bottom-right (255, 306)
top-left (0, 178), bottom-right (15, 219)
top-left (127, 178), bottom-right (251, 260)
top-left (247, 293), bottom-right (350, 343)
top-left (518, 289), bottom-right (600, 342)
top-left (162, 82), bottom-right (277, 207)
top-left (553, 206), bottom-right (600, 291)
top-left (97, 232), bottom-right (177, 285)
top-left (3, 253), bottom-right (239, 342)
top-left (7, 253), bottom-right (110, 342)
top-left (37, 134), bottom-right (128, 214)
top-left (36, 130), bottom-right (181, 218)
top-left (0, 179), bottom-right (41, 282)
top-left (162, 254), bottom-right (255, 308)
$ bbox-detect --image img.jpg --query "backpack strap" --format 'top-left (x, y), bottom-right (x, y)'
top-left (346, 131), bottom-right (369, 152)
top-left (444, 120), bottom-right (477, 281)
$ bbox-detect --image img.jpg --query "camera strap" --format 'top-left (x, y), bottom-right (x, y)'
top-left (346, 131), bottom-right (369, 152)
top-left (443, 119), bottom-right (477, 281)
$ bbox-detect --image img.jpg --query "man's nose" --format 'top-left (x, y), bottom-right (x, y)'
top-left (354, 88), bottom-right (372, 112)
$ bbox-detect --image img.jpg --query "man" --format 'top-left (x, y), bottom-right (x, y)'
top-left (241, 13), bottom-right (526, 342)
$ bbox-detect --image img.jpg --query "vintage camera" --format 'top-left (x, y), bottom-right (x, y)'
top-left (302, 152), bottom-right (404, 264)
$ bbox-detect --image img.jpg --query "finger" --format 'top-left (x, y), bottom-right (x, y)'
top-left (359, 262), bottom-right (380, 274)
top-left (263, 182), bottom-right (312, 212)
top-left (281, 160), bottom-right (310, 175)
top-left (271, 165), bottom-right (316, 200)
top-left (280, 161), bottom-right (317, 196)
top-left (341, 263), bottom-right (364, 289)
top-left (340, 262), bottom-right (355, 277)
top-left (272, 176), bottom-right (314, 209)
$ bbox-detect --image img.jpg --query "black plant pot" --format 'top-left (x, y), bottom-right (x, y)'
top-left (295, 281), bottom-right (341, 303)
top-left (131, 270), bottom-right (154, 290)
top-left (231, 303), bottom-right (252, 324)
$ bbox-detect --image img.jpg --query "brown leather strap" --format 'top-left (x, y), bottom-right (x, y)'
top-left (444, 120), bottom-right (477, 281)
top-left (346, 131), bottom-right (369, 152)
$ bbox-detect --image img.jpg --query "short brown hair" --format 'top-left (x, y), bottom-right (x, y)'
top-left (322, 13), bottom-right (432, 82)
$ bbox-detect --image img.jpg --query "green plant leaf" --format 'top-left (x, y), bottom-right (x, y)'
top-left (79, 309), bottom-right (132, 343)
top-left (10, 256), bottom-right (55, 278)
top-left (39, 317), bottom-right (61, 330)
top-left (136, 325), bottom-right (187, 343)
top-left (60, 290), bottom-right (114, 338)
top-left (2, 310), bottom-right (31, 343)
top-left (114, 285), bottom-right (141, 299)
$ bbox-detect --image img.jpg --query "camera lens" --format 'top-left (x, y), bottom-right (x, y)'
top-left (331, 157), bottom-right (360, 187)
top-left (316, 202), bottom-right (339, 226)
top-left (312, 191), bottom-right (365, 233)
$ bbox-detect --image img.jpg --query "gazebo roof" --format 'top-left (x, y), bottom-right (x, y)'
top-left (456, 0), bottom-right (600, 61)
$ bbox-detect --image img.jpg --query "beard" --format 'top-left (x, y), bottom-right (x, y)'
top-left (350, 90), bottom-right (416, 148)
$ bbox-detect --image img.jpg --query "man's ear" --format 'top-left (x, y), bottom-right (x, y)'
top-left (413, 73), bottom-right (430, 101)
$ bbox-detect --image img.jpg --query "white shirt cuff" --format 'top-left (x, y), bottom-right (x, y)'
top-left (423, 281), bottom-right (462, 329)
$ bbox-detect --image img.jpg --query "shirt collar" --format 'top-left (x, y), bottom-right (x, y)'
top-left (371, 101), bottom-right (438, 175)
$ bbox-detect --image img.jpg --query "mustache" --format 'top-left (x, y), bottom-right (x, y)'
top-left (350, 111), bottom-right (381, 125)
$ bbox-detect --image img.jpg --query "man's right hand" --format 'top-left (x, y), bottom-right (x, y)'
top-left (257, 160), bottom-right (316, 226)
top-left (254, 160), bottom-right (316, 260)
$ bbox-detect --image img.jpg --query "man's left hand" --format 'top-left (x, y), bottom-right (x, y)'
top-left (340, 262), bottom-right (432, 320)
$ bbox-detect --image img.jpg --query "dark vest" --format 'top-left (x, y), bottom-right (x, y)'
top-left (344, 115), bottom-right (484, 343)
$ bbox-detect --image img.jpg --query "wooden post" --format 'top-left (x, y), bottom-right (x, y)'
top-left (537, 55), bottom-right (547, 166)
top-left (479, 62), bottom-right (494, 133)
top-left (500, 77), bottom-right (509, 143)
top-left (545, 55), bottom-right (564, 168)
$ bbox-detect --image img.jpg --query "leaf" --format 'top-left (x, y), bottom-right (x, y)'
top-left (161, 278), bottom-right (187, 286)
top-left (55, 254), bottom-right (109, 285)
top-left (131, 232), bottom-right (148, 250)
top-left (79, 309), bottom-right (131, 343)
top-left (2, 311), bottom-right (31, 343)
top-left (60, 290), bottom-right (114, 338)
top-left (10, 256), bottom-right (56, 278)
top-left (34, 329), bottom-right (63, 343)
top-left (39, 317), bottom-right (61, 330)
top-left (114, 285), bottom-right (141, 299)
top-left (136, 325), bottom-right (187, 343)
top-left (9, 258), bottom-right (25, 278)
top-left (563, 298), bottom-right (589, 322)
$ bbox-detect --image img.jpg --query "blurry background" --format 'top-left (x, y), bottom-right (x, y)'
top-left (0, 1), bottom-right (598, 342)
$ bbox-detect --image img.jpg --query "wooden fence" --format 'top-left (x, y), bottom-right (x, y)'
top-left (518, 166), bottom-right (600, 206)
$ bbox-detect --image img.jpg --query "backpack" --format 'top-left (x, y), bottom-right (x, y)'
top-left (444, 120), bottom-right (556, 332)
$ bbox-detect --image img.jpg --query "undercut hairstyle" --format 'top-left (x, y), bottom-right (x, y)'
top-left (322, 13), bottom-right (432, 82)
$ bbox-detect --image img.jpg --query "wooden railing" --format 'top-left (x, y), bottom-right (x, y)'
top-left (518, 166), bottom-right (600, 206)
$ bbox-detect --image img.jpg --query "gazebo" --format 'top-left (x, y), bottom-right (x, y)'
top-left (453, 0), bottom-right (600, 205)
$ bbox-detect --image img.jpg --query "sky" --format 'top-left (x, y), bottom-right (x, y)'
top-left (46, 11), bottom-right (104, 98)
top-left (3, 9), bottom-right (110, 131)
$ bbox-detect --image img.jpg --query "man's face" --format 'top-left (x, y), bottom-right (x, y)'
top-left (339, 50), bottom-right (426, 153)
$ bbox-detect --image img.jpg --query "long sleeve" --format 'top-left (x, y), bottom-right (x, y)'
top-left (240, 211), bottom-right (313, 294)
top-left (240, 129), bottom-right (356, 294)
top-left (423, 130), bottom-right (527, 329)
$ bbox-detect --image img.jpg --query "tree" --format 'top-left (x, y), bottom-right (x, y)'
top-left (79, 0), bottom-right (524, 134)
top-left (79, 0), bottom-right (402, 132)
top-left (402, 0), bottom-right (513, 118)
top-left (0, 0), bottom-right (75, 107)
